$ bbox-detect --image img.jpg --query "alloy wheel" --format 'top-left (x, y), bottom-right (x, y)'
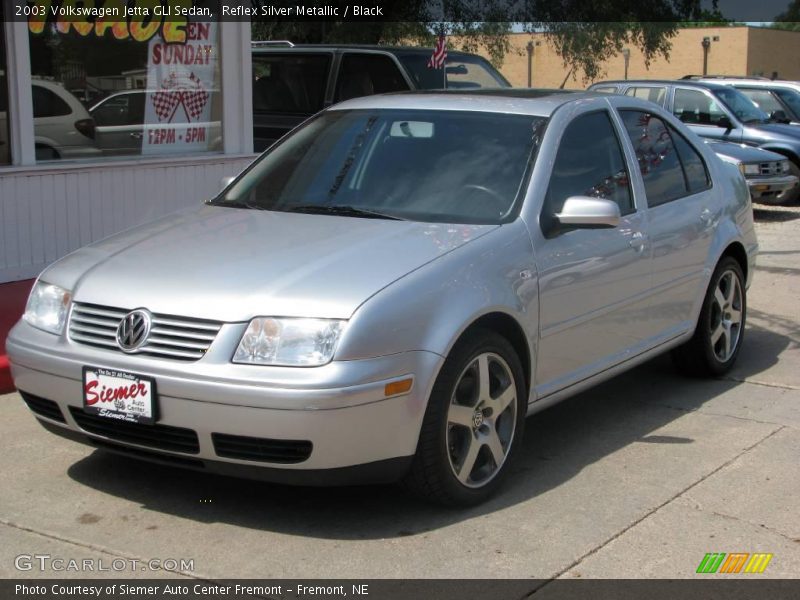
top-left (709, 269), bottom-right (743, 362)
top-left (446, 352), bottom-right (517, 488)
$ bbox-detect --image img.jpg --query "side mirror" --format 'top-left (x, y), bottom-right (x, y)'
top-left (219, 176), bottom-right (235, 190)
top-left (555, 196), bottom-right (621, 229)
top-left (716, 116), bottom-right (733, 130)
top-left (770, 110), bottom-right (789, 124)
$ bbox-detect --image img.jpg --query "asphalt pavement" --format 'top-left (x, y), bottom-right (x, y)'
top-left (1, 203), bottom-right (798, 581)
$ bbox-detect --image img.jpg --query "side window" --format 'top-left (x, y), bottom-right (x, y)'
top-left (619, 110), bottom-right (709, 207)
top-left (32, 85), bottom-right (72, 118)
top-left (673, 88), bottom-right (727, 127)
top-left (542, 111), bottom-right (633, 235)
top-left (92, 96), bottom-right (130, 126)
top-left (335, 54), bottom-right (409, 102)
top-left (624, 86), bottom-right (667, 107)
top-left (670, 128), bottom-right (711, 193)
top-left (252, 54), bottom-right (331, 114)
top-left (592, 86), bottom-right (618, 94)
top-left (739, 89), bottom-right (783, 115)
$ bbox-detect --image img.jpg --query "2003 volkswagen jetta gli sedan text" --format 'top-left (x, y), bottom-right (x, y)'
top-left (8, 91), bottom-right (757, 506)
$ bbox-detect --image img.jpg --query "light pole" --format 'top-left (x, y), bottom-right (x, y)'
top-left (702, 37), bottom-right (711, 76)
top-left (622, 48), bottom-right (630, 80)
top-left (526, 41), bottom-right (534, 87)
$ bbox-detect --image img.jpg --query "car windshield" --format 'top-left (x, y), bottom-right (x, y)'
top-left (214, 109), bottom-right (545, 224)
top-left (773, 88), bottom-right (800, 120)
top-left (397, 53), bottom-right (511, 89)
top-left (713, 87), bottom-right (769, 124)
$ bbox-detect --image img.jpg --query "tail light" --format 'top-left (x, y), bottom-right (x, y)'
top-left (74, 118), bottom-right (96, 140)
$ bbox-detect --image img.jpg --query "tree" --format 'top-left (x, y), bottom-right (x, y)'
top-left (773, 0), bottom-right (800, 30)
top-left (251, 1), bottom-right (719, 79)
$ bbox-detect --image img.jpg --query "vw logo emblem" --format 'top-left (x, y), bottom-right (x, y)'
top-left (116, 309), bottom-right (151, 352)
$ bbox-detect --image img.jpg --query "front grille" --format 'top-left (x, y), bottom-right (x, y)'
top-left (69, 302), bottom-right (222, 361)
top-left (759, 161), bottom-right (787, 176)
top-left (212, 432), bottom-right (312, 464)
top-left (69, 407), bottom-right (200, 454)
top-left (20, 392), bottom-right (66, 423)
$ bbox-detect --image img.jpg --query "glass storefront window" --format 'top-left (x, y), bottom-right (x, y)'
top-left (27, 3), bottom-right (221, 162)
top-left (1, 4), bottom-right (11, 165)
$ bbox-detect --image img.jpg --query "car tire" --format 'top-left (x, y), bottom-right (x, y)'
top-left (402, 329), bottom-right (526, 506)
top-left (35, 145), bottom-right (59, 161)
top-left (672, 257), bottom-right (746, 377)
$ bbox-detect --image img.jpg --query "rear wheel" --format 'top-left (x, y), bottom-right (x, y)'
top-left (672, 257), bottom-right (746, 376)
top-left (402, 329), bottom-right (526, 506)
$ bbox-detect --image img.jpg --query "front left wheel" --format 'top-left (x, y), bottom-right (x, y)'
top-left (402, 329), bottom-right (527, 506)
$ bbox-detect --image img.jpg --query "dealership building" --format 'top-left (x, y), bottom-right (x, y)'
top-left (0, 9), bottom-right (255, 284)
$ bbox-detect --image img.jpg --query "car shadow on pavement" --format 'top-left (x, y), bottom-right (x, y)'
top-left (65, 323), bottom-right (791, 540)
top-left (752, 207), bottom-right (800, 222)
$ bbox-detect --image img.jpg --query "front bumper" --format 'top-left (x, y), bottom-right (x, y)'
top-left (747, 174), bottom-right (798, 201)
top-left (8, 320), bottom-right (443, 483)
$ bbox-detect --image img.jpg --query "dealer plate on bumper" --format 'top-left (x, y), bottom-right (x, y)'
top-left (82, 367), bottom-right (157, 425)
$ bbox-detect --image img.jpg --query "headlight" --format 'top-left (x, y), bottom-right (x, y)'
top-left (23, 281), bottom-right (71, 335)
top-left (233, 317), bottom-right (345, 366)
top-left (778, 160), bottom-right (791, 174)
top-left (741, 163), bottom-right (760, 175)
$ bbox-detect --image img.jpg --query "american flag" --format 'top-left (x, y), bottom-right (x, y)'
top-left (427, 34), bottom-right (447, 69)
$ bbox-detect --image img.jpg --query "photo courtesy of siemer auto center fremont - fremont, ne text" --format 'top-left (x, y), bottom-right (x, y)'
top-left (0, 0), bottom-right (799, 598)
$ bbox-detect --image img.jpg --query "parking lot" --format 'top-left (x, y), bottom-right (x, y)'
top-left (1, 203), bottom-right (798, 582)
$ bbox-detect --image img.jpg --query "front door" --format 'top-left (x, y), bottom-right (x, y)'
top-left (534, 108), bottom-right (653, 398)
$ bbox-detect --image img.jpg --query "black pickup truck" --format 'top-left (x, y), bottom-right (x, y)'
top-left (251, 43), bottom-right (511, 151)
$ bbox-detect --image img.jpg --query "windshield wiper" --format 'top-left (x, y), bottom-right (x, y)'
top-left (207, 199), bottom-right (268, 210)
top-left (283, 205), bottom-right (406, 220)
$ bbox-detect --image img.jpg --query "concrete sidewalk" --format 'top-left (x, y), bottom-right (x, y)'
top-left (1, 205), bottom-right (798, 581)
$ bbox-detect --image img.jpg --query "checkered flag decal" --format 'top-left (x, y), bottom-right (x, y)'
top-left (151, 72), bottom-right (209, 122)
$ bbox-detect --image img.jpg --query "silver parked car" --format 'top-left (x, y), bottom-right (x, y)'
top-left (8, 92), bottom-right (757, 506)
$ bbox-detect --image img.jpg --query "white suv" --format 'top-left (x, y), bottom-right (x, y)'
top-left (32, 79), bottom-right (101, 161)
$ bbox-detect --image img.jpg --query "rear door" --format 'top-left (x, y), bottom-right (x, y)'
top-left (251, 51), bottom-right (333, 152)
top-left (616, 107), bottom-right (716, 337)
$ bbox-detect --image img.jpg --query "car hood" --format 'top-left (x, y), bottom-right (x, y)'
top-left (748, 122), bottom-right (800, 143)
top-left (47, 205), bottom-right (495, 321)
top-left (706, 140), bottom-right (785, 162)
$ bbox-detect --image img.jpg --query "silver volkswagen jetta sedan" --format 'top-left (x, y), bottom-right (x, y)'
top-left (8, 91), bottom-right (757, 506)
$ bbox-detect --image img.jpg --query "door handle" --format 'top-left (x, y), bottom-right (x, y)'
top-left (130, 132), bottom-right (143, 140)
top-left (629, 231), bottom-right (647, 252)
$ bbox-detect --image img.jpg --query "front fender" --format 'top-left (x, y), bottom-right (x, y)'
top-left (335, 220), bottom-right (539, 364)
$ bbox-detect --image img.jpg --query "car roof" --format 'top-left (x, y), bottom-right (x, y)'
top-left (251, 44), bottom-right (486, 59)
top-left (328, 90), bottom-right (607, 117)
top-left (592, 79), bottom-right (732, 91)
top-left (695, 78), bottom-right (800, 88)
